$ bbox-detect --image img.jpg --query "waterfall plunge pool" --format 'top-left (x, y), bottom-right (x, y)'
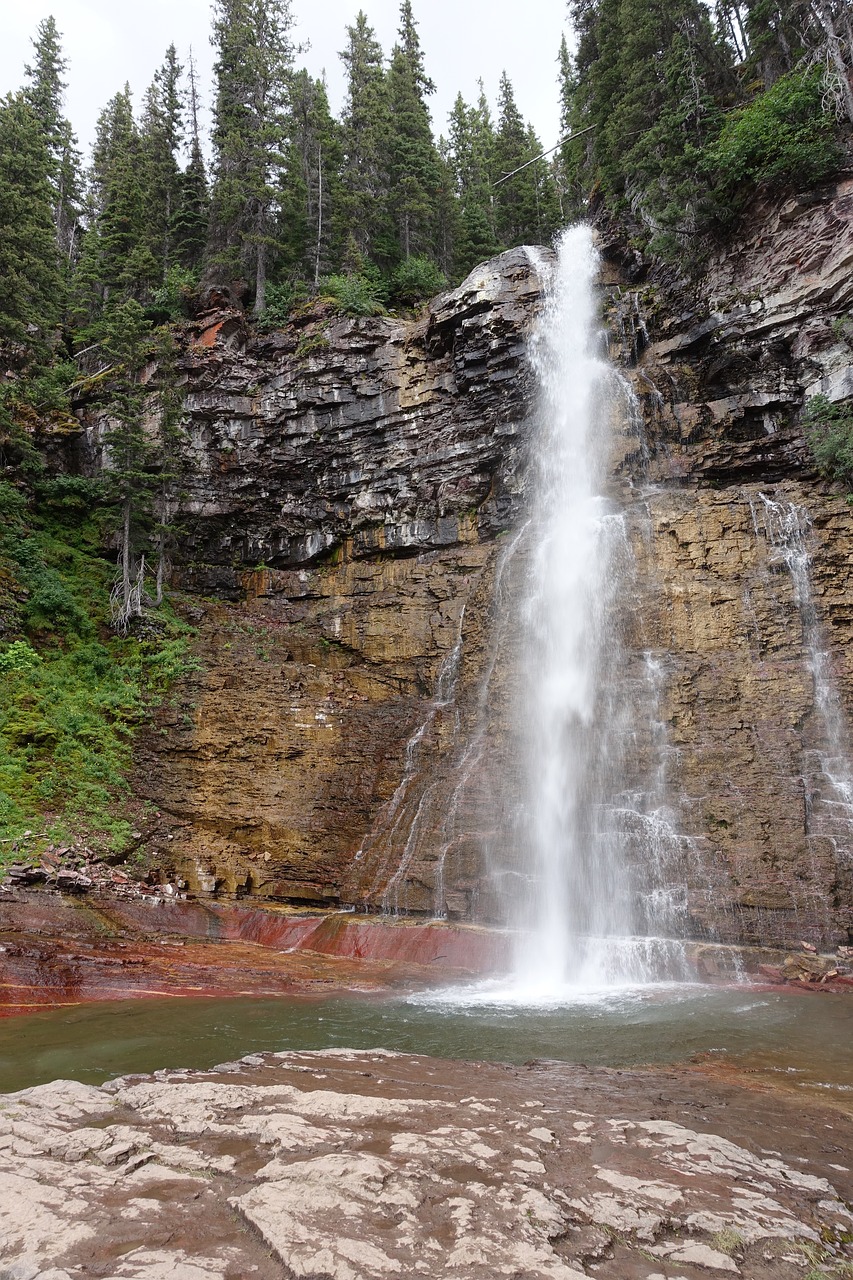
top-left (1, 983), bottom-right (850, 1099)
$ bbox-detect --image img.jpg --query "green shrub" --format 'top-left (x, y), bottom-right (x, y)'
top-left (0, 480), bottom-right (27, 523)
top-left (320, 273), bottom-right (386, 317)
top-left (706, 69), bottom-right (841, 200)
top-left (388, 256), bottom-right (447, 307)
top-left (295, 332), bottom-right (330, 359)
top-left (149, 266), bottom-right (198, 322)
top-left (0, 640), bottom-right (42, 674)
top-left (32, 475), bottom-right (105, 517)
top-left (23, 575), bottom-right (91, 635)
top-left (0, 472), bottom-right (199, 858)
top-left (804, 393), bottom-right (853, 487)
top-left (19, 360), bottom-right (78, 415)
top-left (0, 624), bottom-right (198, 854)
top-left (257, 280), bottom-right (309, 330)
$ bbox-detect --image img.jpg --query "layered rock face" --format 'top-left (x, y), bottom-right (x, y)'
top-left (609, 176), bottom-right (853, 946)
top-left (121, 252), bottom-right (540, 918)
top-left (76, 180), bottom-right (853, 947)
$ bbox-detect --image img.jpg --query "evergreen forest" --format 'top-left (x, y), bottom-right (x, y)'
top-left (0, 0), bottom-right (851, 856)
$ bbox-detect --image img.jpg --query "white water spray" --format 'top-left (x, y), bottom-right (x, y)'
top-left (508, 226), bottom-right (690, 999)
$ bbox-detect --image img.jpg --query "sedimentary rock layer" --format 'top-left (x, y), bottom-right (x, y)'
top-left (68, 179), bottom-right (853, 947)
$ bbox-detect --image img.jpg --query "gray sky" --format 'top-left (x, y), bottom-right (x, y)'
top-left (1, 0), bottom-right (568, 159)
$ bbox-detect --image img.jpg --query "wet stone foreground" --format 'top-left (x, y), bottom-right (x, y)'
top-left (1, 1049), bottom-right (851, 1280)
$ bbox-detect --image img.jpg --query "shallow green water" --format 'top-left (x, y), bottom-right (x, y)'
top-left (1, 982), bottom-right (851, 1096)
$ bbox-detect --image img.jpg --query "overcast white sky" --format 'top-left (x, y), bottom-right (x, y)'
top-left (1, 0), bottom-right (569, 159)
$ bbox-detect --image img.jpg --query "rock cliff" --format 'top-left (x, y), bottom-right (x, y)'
top-left (608, 176), bottom-right (853, 947)
top-left (72, 178), bottom-right (853, 949)
top-left (117, 251), bottom-right (540, 919)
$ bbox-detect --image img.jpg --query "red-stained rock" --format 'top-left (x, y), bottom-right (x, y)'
top-left (0, 889), bottom-right (512, 1017)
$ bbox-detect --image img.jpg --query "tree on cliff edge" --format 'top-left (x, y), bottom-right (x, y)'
top-left (446, 87), bottom-right (503, 277)
top-left (339, 11), bottom-right (394, 267)
top-left (139, 45), bottom-right (185, 281)
top-left (98, 299), bottom-right (155, 632)
top-left (387, 0), bottom-right (441, 261)
top-left (23, 16), bottom-right (81, 262)
top-left (0, 93), bottom-right (63, 352)
top-left (566, 0), bottom-right (732, 256)
top-left (207, 0), bottom-right (295, 315)
top-left (172, 51), bottom-right (209, 273)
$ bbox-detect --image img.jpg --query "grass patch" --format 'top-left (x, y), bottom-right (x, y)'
top-left (0, 471), bottom-right (199, 862)
top-left (711, 1228), bottom-right (744, 1256)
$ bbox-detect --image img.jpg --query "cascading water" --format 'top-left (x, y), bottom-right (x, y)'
top-left (751, 493), bottom-right (853, 894)
top-left (509, 225), bottom-right (690, 997)
top-left (363, 225), bottom-right (694, 999)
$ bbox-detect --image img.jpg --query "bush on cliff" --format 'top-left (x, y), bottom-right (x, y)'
top-left (804, 393), bottom-right (853, 489)
top-left (320, 272), bottom-right (386, 317)
top-left (388, 256), bottom-right (447, 307)
top-left (705, 70), bottom-right (841, 214)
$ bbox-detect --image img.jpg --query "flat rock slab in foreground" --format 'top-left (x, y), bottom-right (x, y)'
top-left (1, 1052), bottom-right (851, 1280)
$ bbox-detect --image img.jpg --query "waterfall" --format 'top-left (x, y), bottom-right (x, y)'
top-left (510, 226), bottom-right (690, 997)
top-left (751, 494), bottom-right (853, 885)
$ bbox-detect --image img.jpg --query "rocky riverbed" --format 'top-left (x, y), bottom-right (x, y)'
top-left (1, 1048), bottom-right (852, 1280)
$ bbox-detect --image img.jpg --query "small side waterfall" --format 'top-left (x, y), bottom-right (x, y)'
top-left (751, 494), bottom-right (853, 879)
top-left (510, 226), bottom-right (690, 996)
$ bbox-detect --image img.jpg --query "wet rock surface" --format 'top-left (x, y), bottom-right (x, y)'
top-left (6, 885), bottom-right (851, 1016)
top-left (611, 176), bottom-right (853, 948)
top-left (1, 1050), bottom-right (851, 1280)
top-left (52, 182), bottom-right (853, 948)
top-left (0, 889), bottom-right (508, 1015)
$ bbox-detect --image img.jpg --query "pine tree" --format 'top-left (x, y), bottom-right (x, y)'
top-left (74, 87), bottom-right (153, 322)
top-left (0, 92), bottom-right (64, 350)
top-left (172, 51), bottom-right (209, 271)
top-left (732, 0), bottom-right (807, 85)
top-left (566, 0), bottom-right (622, 193)
top-left (23, 16), bottom-right (81, 260)
top-left (208, 0), bottom-right (295, 315)
top-left (715, 1), bottom-right (751, 62)
top-left (493, 73), bottom-right (559, 247)
top-left (99, 298), bottom-right (155, 631)
top-left (338, 11), bottom-right (393, 266)
top-left (387, 0), bottom-right (441, 261)
top-left (566, 0), bottom-right (733, 254)
top-left (729, 1), bottom-right (852, 120)
top-left (446, 89), bottom-right (502, 277)
top-left (556, 33), bottom-right (585, 220)
top-left (609, 0), bottom-right (730, 246)
top-left (139, 45), bottom-right (185, 279)
top-left (526, 123), bottom-right (562, 240)
top-left (809, 0), bottom-right (853, 123)
top-left (434, 141), bottom-right (461, 279)
top-left (280, 72), bottom-right (343, 285)
top-left (557, 34), bottom-right (575, 140)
